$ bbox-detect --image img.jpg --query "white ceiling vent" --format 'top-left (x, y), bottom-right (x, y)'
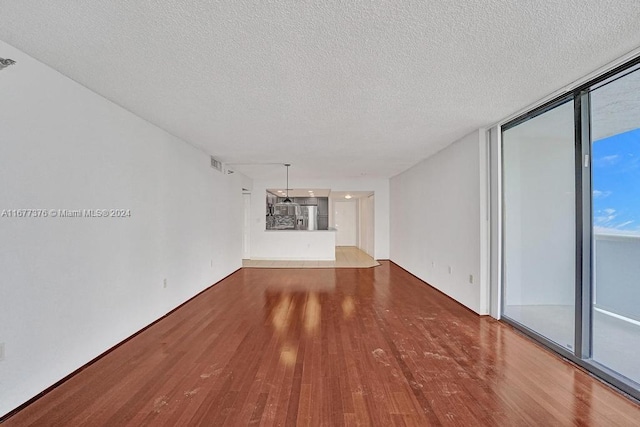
top-left (0, 57), bottom-right (16, 71)
top-left (210, 156), bottom-right (223, 172)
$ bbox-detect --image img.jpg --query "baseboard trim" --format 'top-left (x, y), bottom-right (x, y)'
top-left (0, 267), bottom-right (242, 423)
top-left (388, 260), bottom-right (482, 317)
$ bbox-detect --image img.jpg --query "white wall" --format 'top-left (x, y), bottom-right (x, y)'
top-left (0, 41), bottom-right (247, 417)
top-left (251, 178), bottom-right (389, 260)
top-left (390, 130), bottom-right (488, 315)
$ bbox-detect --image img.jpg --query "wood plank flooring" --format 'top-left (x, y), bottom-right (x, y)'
top-left (4, 262), bottom-right (640, 426)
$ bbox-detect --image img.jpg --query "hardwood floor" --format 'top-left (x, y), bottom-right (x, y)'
top-left (5, 262), bottom-right (639, 426)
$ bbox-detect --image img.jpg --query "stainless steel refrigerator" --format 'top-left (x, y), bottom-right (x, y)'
top-left (298, 205), bottom-right (318, 230)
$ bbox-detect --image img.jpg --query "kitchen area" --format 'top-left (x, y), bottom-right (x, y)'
top-left (245, 184), bottom-right (378, 263)
top-left (265, 190), bottom-right (329, 231)
top-left (248, 189), bottom-right (336, 261)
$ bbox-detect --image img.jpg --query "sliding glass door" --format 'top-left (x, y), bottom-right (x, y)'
top-left (590, 67), bottom-right (640, 384)
top-left (502, 100), bottom-right (576, 350)
top-left (501, 59), bottom-right (640, 399)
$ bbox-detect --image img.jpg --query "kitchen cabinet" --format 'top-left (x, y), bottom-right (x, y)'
top-left (317, 198), bottom-right (328, 215)
top-left (318, 216), bottom-right (329, 230)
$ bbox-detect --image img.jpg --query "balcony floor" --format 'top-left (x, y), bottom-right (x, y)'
top-left (504, 304), bottom-right (640, 385)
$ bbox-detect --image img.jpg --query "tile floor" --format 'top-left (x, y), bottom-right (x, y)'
top-left (242, 246), bottom-right (379, 269)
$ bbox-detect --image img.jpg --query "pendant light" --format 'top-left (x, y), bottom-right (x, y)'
top-left (283, 164), bottom-right (292, 203)
top-left (275, 164), bottom-right (299, 206)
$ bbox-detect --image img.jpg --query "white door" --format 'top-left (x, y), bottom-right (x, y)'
top-left (358, 195), bottom-right (375, 257)
top-left (334, 200), bottom-right (357, 246)
top-left (242, 193), bottom-right (251, 259)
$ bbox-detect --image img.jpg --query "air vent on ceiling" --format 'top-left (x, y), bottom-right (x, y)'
top-left (0, 57), bottom-right (16, 71)
top-left (210, 156), bottom-right (223, 172)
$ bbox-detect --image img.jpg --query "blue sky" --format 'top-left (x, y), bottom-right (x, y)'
top-left (592, 127), bottom-right (640, 235)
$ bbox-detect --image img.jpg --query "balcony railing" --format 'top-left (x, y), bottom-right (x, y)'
top-left (594, 233), bottom-right (640, 323)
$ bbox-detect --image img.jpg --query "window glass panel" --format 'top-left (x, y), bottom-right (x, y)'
top-left (502, 100), bottom-right (576, 350)
top-left (590, 67), bottom-right (640, 384)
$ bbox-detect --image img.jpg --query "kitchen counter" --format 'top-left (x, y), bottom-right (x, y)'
top-left (252, 228), bottom-right (336, 260)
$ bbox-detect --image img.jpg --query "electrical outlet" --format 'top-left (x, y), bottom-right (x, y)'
top-left (431, 261), bottom-right (435, 268)
top-left (448, 266), bottom-right (452, 274)
top-left (0, 343), bottom-right (5, 362)
top-left (469, 274), bottom-right (474, 284)
top-left (163, 278), bottom-right (167, 288)
top-left (210, 259), bottom-right (213, 267)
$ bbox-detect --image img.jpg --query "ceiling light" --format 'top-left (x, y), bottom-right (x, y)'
top-left (345, 194), bottom-right (352, 199)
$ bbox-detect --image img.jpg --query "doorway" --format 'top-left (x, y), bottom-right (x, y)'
top-left (358, 194), bottom-right (375, 257)
top-left (499, 59), bottom-right (640, 399)
top-left (242, 192), bottom-right (251, 259)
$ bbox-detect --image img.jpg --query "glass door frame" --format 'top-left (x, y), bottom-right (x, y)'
top-left (499, 56), bottom-right (640, 401)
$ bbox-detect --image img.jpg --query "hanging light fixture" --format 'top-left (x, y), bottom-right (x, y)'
top-left (275, 164), bottom-right (299, 206)
top-left (283, 164), bottom-right (293, 203)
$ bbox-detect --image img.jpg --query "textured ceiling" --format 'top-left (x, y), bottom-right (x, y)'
top-left (1, 1), bottom-right (640, 180)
